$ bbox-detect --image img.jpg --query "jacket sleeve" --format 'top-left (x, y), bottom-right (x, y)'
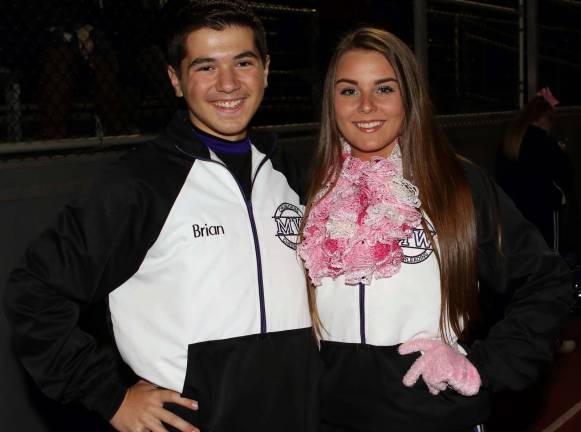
top-left (3, 161), bottom-right (156, 420)
top-left (465, 164), bottom-right (573, 392)
top-left (522, 131), bottom-right (573, 192)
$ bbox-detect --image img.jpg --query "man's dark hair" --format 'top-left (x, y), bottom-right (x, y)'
top-left (163, 0), bottom-right (268, 71)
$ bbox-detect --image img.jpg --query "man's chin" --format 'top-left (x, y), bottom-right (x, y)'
top-left (209, 125), bottom-right (249, 141)
top-left (213, 120), bottom-right (254, 139)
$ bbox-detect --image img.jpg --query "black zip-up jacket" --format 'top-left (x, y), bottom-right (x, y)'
top-left (316, 161), bottom-right (573, 432)
top-left (496, 125), bottom-right (574, 248)
top-left (4, 112), bottom-right (321, 431)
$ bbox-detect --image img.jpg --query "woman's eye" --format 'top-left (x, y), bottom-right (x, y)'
top-left (377, 85), bottom-right (394, 94)
top-left (339, 87), bottom-right (357, 96)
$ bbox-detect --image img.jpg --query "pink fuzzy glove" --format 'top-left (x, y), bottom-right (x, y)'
top-left (398, 338), bottom-right (481, 396)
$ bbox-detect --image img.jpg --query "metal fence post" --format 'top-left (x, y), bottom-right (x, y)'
top-left (1, 68), bottom-right (23, 142)
top-left (414, 0), bottom-right (429, 79)
top-left (526, 0), bottom-right (538, 101)
top-left (518, 0), bottom-right (525, 108)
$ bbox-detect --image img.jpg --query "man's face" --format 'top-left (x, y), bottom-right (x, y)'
top-left (168, 26), bottom-right (270, 141)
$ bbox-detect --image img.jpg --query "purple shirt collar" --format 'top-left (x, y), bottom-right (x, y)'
top-left (192, 125), bottom-right (251, 155)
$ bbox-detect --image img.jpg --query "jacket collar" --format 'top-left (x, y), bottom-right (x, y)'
top-left (165, 111), bottom-right (277, 159)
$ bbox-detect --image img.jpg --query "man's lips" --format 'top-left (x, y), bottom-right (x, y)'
top-left (212, 98), bottom-right (245, 112)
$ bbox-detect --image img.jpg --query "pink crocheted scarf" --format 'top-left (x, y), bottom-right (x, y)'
top-left (298, 141), bottom-right (423, 286)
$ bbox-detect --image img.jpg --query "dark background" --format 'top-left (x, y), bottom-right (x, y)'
top-left (0, 0), bottom-right (580, 141)
top-left (1, 1), bottom-right (580, 431)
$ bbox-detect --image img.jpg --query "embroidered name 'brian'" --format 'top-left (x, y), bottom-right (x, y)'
top-left (193, 224), bottom-right (225, 238)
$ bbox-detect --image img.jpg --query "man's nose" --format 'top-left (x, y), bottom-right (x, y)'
top-left (216, 67), bottom-right (240, 93)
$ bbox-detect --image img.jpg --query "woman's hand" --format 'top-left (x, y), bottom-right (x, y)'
top-left (110, 379), bottom-right (199, 432)
top-left (398, 338), bottom-right (481, 396)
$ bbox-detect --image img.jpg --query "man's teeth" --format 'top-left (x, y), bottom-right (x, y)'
top-left (356, 121), bottom-right (382, 128)
top-left (214, 99), bottom-right (242, 108)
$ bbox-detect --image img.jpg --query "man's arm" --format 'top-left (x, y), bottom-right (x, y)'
top-left (5, 152), bottom-right (200, 431)
top-left (4, 167), bottom-right (143, 419)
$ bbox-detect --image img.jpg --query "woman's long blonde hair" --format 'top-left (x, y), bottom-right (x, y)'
top-left (304, 27), bottom-right (479, 342)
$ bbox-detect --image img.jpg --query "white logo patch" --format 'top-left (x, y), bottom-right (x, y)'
top-left (400, 220), bottom-right (436, 264)
top-left (273, 203), bottom-right (303, 250)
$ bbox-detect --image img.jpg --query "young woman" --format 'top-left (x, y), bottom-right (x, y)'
top-left (497, 89), bottom-right (574, 251)
top-left (298, 27), bottom-right (572, 432)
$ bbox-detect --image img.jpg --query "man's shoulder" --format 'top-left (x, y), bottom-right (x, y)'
top-left (82, 137), bottom-right (188, 203)
top-left (117, 134), bottom-right (188, 176)
top-left (255, 132), bottom-right (311, 203)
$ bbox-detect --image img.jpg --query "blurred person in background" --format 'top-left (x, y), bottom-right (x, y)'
top-left (497, 88), bottom-right (576, 254)
top-left (498, 90), bottom-right (581, 354)
top-left (15, 0), bottom-right (128, 138)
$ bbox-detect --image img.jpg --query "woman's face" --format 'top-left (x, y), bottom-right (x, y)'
top-left (333, 49), bottom-right (405, 160)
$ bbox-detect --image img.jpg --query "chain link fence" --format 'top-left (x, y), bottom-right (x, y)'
top-left (428, 0), bottom-right (581, 114)
top-left (538, 0), bottom-right (581, 106)
top-left (1, 1), bottom-right (580, 145)
top-left (0, 0), bottom-right (318, 143)
top-left (428, 1), bottom-right (521, 113)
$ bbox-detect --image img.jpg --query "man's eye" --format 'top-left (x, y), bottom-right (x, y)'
top-left (238, 60), bottom-right (253, 67)
top-left (339, 88), bottom-right (357, 96)
top-left (196, 65), bottom-right (214, 72)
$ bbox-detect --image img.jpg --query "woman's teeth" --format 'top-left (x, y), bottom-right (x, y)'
top-left (355, 121), bottom-right (383, 131)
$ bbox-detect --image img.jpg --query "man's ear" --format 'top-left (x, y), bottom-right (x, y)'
top-left (263, 55), bottom-right (270, 88)
top-left (167, 65), bottom-right (184, 97)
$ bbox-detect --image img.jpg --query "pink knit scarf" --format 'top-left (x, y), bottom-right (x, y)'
top-left (298, 142), bottom-right (422, 286)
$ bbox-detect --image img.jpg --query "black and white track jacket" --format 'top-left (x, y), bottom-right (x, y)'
top-left (317, 161), bottom-right (573, 432)
top-left (5, 112), bottom-right (320, 431)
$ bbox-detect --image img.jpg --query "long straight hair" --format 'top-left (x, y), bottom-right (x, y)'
top-left (303, 28), bottom-right (479, 342)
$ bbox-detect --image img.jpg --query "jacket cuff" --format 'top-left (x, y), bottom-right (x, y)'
top-left (90, 382), bottom-right (127, 421)
top-left (466, 345), bottom-right (490, 390)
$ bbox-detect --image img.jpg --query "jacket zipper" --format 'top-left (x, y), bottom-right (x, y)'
top-left (249, 155), bottom-right (271, 334)
top-left (359, 282), bottom-right (366, 344)
top-left (245, 200), bottom-right (266, 333)
top-left (174, 143), bottom-right (270, 334)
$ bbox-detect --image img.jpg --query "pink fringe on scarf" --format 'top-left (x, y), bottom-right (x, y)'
top-left (298, 143), bottom-right (422, 286)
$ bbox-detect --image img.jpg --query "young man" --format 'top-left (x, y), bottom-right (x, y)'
top-left (4, 2), bottom-right (319, 431)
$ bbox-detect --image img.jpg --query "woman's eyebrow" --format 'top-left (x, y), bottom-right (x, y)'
top-left (375, 78), bottom-right (398, 84)
top-left (335, 77), bottom-right (398, 85)
top-left (335, 78), bottom-right (358, 85)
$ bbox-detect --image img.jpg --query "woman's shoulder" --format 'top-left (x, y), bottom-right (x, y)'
top-left (457, 157), bottom-right (493, 197)
top-left (456, 157), bottom-right (507, 230)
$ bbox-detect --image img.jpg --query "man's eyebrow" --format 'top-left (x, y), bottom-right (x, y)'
top-left (234, 50), bottom-right (259, 60)
top-left (187, 51), bottom-right (259, 69)
top-left (188, 57), bottom-right (215, 68)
